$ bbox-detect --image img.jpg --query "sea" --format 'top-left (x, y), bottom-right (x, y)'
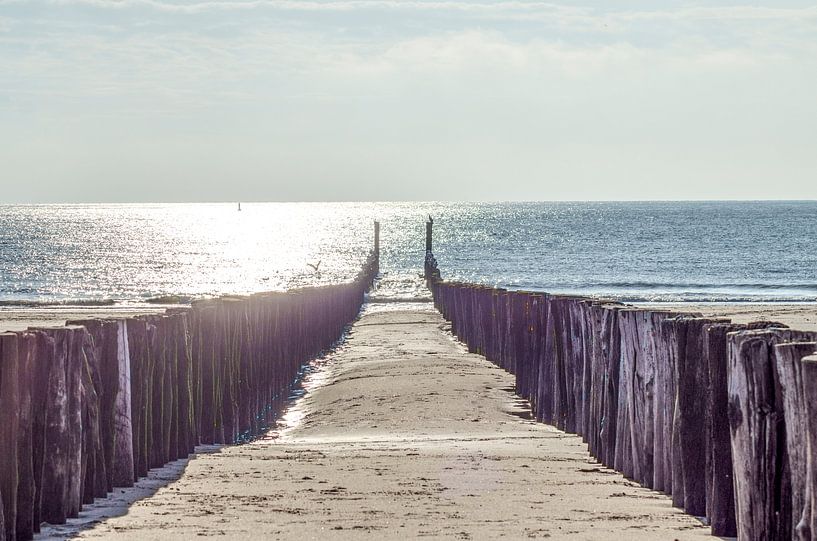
top-left (1, 201), bottom-right (816, 306)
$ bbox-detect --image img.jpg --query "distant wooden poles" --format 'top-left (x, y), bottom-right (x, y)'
top-left (0, 249), bottom-right (378, 541)
top-left (427, 273), bottom-right (817, 539)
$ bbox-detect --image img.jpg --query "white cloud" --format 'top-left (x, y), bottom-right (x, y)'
top-left (2, 12), bottom-right (813, 108)
top-left (617, 6), bottom-right (817, 22)
top-left (7, 0), bottom-right (817, 26)
top-left (1, 0), bottom-right (816, 200)
top-left (40, 0), bottom-right (586, 15)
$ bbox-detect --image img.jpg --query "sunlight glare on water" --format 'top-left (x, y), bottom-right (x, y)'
top-left (0, 202), bottom-right (432, 304)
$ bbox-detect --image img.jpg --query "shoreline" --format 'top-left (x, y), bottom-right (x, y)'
top-left (0, 305), bottom-right (173, 332)
top-left (4, 300), bottom-right (817, 333)
top-left (633, 302), bottom-right (817, 332)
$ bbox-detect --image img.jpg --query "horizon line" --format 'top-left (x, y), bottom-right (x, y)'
top-left (1, 198), bottom-right (816, 205)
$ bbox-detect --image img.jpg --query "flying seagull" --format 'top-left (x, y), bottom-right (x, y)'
top-left (307, 260), bottom-right (322, 273)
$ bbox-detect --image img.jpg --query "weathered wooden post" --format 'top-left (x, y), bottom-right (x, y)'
top-left (652, 312), bottom-right (678, 494)
top-left (111, 320), bottom-right (134, 486)
top-left (705, 323), bottom-right (757, 536)
top-left (15, 333), bottom-right (36, 540)
top-left (489, 289), bottom-right (506, 366)
top-left (423, 217), bottom-right (440, 282)
top-left (676, 317), bottom-right (725, 515)
top-left (699, 320), bottom-right (786, 536)
top-left (614, 310), bottom-right (636, 480)
top-left (800, 354), bottom-right (817, 539)
top-left (728, 328), bottom-right (817, 540)
top-left (0, 333), bottom-right (20, 541)
top-left (599, 304), bottom-right (622, 469)
top-left (64, 326), bottom-right (85, 519)
top-left (551, 296), bottom-right (571, 431)
top-left (576, 300), bottom-right (594, 442)
top-left (38, 327), bottom-right (72, 525)
top-left (75, 330), bottom-right (107, 505)
top-left (527, 293), bottom-right (545, 417)
top-left (374, 220), bottom-right (380, 259)
top-left (30, 331), bottom-right (53, 533)
top-left (425, 216), bottom-right (432, 253)
top-left (774, 341), bottom-right (817, 538)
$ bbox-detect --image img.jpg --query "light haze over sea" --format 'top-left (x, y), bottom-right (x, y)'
top-left (1, 201), bottom-right (816, 305)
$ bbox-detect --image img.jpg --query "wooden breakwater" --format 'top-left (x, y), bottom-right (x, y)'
top-left (427, 275), bottom-right (817, 539)
top-left (0, 251), bottom-right (378, 541)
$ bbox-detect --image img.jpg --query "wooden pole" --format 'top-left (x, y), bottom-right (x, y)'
top-left (675, 317), bottom-right (725, 515)
top-left (63, 328), bottom-right (84, 518)
top-left (0, 333), bottom-right (20, 541)
top-left (30, 331), bottom-right (54, 533)
top-left (614, 310), bottom-right (636, 480)
top-left (75, 329), bottom-right (107, 505)
top-left (703, 322), bottom-right (767, 536)
top-left (799, 354), bottom-right (817, 540)
top-left (12, 334), bottom-right (34, 540)
top-left (374, 221), bottom-right (380, 259)
top-left (728, 328), bottom-right (817, 540)
top-left (774, 341), bottom-right (817, 538)
top-left (423, 218), bottom-right (440, 282)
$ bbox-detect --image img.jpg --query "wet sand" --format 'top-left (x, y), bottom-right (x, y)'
top-left (46, 306), bottom-right (714, 540)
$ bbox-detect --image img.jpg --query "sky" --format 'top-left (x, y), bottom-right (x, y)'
top-left (0, 0), bottom-right (816, 202)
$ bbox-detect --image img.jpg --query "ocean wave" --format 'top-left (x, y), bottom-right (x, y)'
top-left (495, 280), bottom-right (817, 293)
top-left (585, 281), bottom-right (817, 292)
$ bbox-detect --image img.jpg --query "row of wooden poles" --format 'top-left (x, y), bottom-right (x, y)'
top-left (429, 279), bottom-right (817, 540)
top-left (0, 251), bottom-right (378, 541)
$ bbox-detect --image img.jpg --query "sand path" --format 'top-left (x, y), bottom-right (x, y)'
top-left (63, 306), bottom-right (710, 540)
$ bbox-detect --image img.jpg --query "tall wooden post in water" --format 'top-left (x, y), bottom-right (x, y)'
top-left (372, 221), bottom-right (380, 280)
top-left (424, 216), bottom-right (440, 282)
top-left (374, 221), bottom-right (380, 259)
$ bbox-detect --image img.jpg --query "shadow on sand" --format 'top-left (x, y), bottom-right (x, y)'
top-left (35, 445), bottom-right (224, 540)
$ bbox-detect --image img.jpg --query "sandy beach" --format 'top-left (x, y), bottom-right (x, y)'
top-left (0, 306), bottom-right (168, 333)
top-left (635, 303), bottom-right (817, 332)
top-left (30, 306), bottom-right (715, 540)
